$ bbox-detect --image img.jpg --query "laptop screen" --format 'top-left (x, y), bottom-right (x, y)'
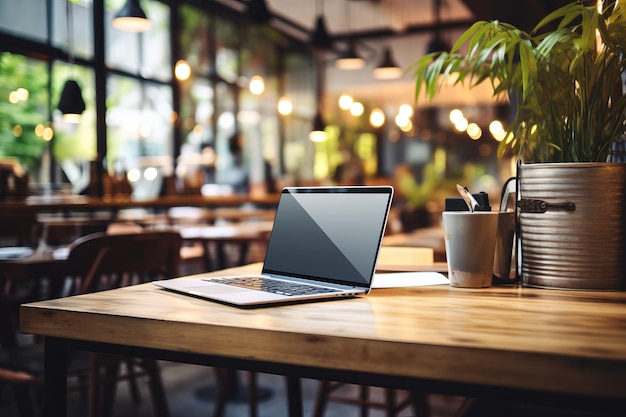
top-left (262, 186), bottom-right (393, 288)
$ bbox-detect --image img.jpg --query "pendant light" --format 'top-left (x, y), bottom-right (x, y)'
top-left (112, 0), bottom-right (152, 32)
top-left (335, 1), bottom-right (364, 70)
top-left (310, 48), bottom-right (327, 142)
top-left (58, 80), bottom-right (86, 123)
top-left (373, 1), bottom-right (401, 80)
top-left (311, 0), bottom-right (332, 50)
top-left (336, 41), bottom-right (365, 70)
top-left (427, 0), bottom-right (450, 54)
top-left (309, 112), bottom-right (327, 142)
top-left (58, 0), bottom-right (85, 123)
top-left (373, 47), bottom-right (402, 79)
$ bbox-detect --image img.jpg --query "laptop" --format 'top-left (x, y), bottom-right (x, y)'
top-left (154, 186), bottom-right (394, 307)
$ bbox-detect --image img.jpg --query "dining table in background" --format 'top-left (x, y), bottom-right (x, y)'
top-left (20, 262), bottom-right (626, 417)
top-left (0, 247), bottom-right (69, 353)
top-left (175, 221), bottom-right (274, 270)
top-left (0, 193), bottom-right (281, 217)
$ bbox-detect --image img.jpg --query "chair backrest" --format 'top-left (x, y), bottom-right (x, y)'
top-left (65, 231), bottom-right (182, 295)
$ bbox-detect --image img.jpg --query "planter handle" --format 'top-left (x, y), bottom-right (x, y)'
top-left (519, 199), bottom-right (576, 213)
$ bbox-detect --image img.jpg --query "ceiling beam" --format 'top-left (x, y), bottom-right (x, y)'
top-left (459, 0), bottom-right (572, 31)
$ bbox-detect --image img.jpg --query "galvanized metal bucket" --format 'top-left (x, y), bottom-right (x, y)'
top-left (518, 162), bottom-right (626, 290)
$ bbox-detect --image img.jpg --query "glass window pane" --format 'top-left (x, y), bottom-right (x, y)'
top-left (105, 0), bottom-right (171, 82)
top-left (180, 4), bottom-right (212, 77)
top-left (106, 75), bottom-right (174, 200)
top-left (52, 0), bottom-right (94, 61)
top-left (241, 26), bottom-right (277, 80)
top-left (284, 53), bottom-right (316, 117)
top-left (284, 118), bottom-right (314, 180)
top-left (0, 53), bottom-right (49, 180)
top-left (0, 0), bottom-right (48, 43)
top-left (215, 16), bottom-right (239, 83)
top-left (214, 82), bottom-right (239, 189)
top-left (180, 78), bottom-right (214, 147)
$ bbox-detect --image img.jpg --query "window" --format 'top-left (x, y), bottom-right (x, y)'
top-left (0, 0), bottom-right (318, 196)
top-left (0, 54), bottom-right (49, 175)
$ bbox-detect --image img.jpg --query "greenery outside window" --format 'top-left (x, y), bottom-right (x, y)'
top-left (0, 53), bottom-right (49, 178)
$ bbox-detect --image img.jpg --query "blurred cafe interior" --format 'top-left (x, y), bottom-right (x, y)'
top-left (0, 1), bottom-right (585, 417)
top-left (0, 0), bottom-right (570, 219)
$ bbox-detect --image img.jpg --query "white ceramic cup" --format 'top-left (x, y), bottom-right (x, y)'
top-left (442, 211), bottom-right (499, 288)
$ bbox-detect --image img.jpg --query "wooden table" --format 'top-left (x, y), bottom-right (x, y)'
top-left (1, 250), bottom-right (67, 349)
top-left (20, 264), bottom-right (626, 417)
top-left (0, 194), bottom-right (280, 216)
top-left (176, 222), bottom-right (273, 270)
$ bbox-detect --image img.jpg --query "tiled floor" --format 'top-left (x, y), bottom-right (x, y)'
top-left (0, 360), bottom-right (466, 417)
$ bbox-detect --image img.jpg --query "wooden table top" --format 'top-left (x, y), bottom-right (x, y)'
top-left (177, 221), bottom-right (274, 241)
top-left (20, 263), bottom-right (626, 401)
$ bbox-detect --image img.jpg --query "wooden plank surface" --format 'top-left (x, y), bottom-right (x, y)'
top-left (20, 263), bottom-right (626, 400)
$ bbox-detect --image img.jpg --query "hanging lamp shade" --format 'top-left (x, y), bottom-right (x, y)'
top-left (58, 79), bottom-right (86, 123)
top-left (335, 42), bottom-right (365, 70)
top-left (311, 15), bottom-right (332, 49)
top-left (112, 0), bottom-right (152, 32)
top-left (373, 47), bottom-right (402, 80)
top-left (427, 36), bottom-right (450, 54)
top-left (309, 112), bottom-right (327, 142)
top-left (246, 0), bottom-right (272, 24)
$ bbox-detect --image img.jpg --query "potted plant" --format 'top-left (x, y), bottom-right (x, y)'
top-left (395, 162), bottom-right (438, 231)
top-left (410, 0), bottom-right (626, 290)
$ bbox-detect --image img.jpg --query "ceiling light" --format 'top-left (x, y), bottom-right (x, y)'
top-left (370, 109), bottom-right (385, 128)
top-left (58, 80), bottom-right (86, 123)
top-left (311, 15), bottom-right (332, 49)
top-left (373, 47), bottom-right (402, 80)
top-left (467, 123), bottom-right (482, 140)
top-left (112, 0), bottom-right (152, 32)
top-left (58, 1), bottom-right (84, 123)
top-left (249, 75), bottom-right (265, 95)
top-left (277, 97), bottom-right (293, 115)
top-left (309, 112), bottom-right (327, 142)
top-left (338, 95), bottom-right (353, 110)
top-left (349, 101), bottom-right (364, 117)
top-left (427, 36), bottom-right (450, 54)
top-left (335, 42), bottom-right (365, 70)
top-left (175, 60), bottom-right (191, 81)
top-left (427, 0), bottom-right (449, 54)
top-left (399, 104), bottom-right (414, 117)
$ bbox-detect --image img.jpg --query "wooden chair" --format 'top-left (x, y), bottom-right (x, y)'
top-left (312, 246), bottom-right (434, 417)
top-left (0, 230), bottom-right (182, 417)
top-left (63, 231), bottom-right (182, 417)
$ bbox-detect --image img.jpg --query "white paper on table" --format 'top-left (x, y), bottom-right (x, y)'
top-left (52, 247), bottom-right (70, 260)
top-left (371, 272), bottom-right (449, 288)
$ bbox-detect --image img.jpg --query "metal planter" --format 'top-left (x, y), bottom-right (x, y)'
top-left (518, 162), bottom-right (626, 290)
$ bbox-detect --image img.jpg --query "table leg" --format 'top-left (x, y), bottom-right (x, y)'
top-left (286, 376), bottom-right (303, 417)
top-left (216, 242), bottom-right (226, 270)
top-left (202, 241), bottom-right (214, 271)
top-left (44, 337), bottom-right (67, 417)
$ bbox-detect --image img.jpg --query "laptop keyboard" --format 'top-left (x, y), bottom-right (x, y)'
top-left (212, 276), bottom-right (341, 297)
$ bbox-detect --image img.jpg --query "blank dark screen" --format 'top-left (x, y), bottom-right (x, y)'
top-left (262, 187), bottom-right (392, 287)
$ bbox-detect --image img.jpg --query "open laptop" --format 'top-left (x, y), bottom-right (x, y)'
top-left (154, 186), bottom-right (394, 307)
